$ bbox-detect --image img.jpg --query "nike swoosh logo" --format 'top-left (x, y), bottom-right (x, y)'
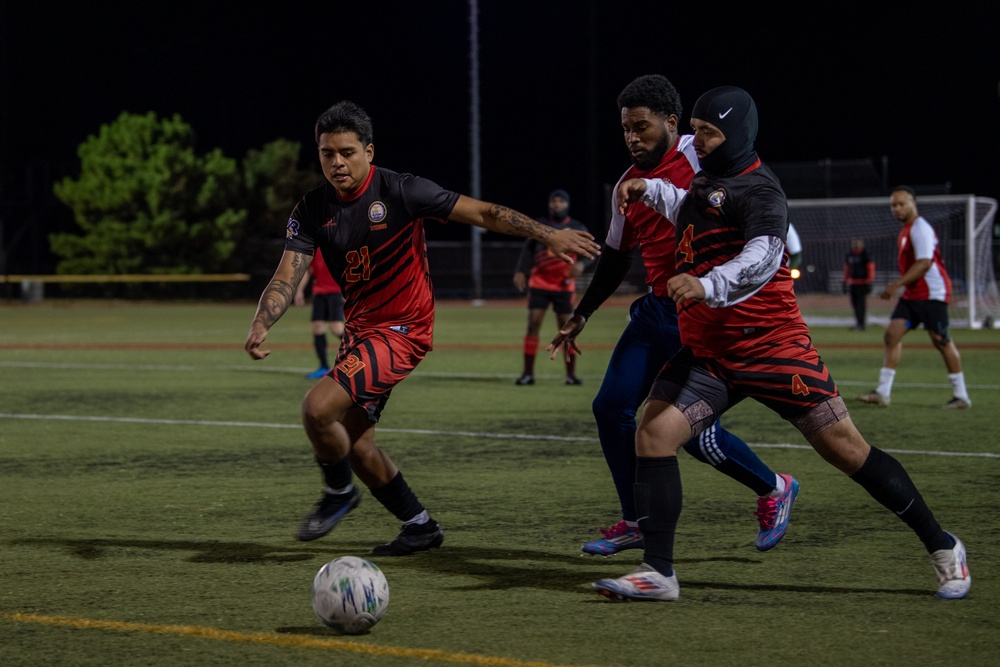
top-left (896, 499), bottom-right (915, 515)
top-left (719, 108), bottom-right (733, 119)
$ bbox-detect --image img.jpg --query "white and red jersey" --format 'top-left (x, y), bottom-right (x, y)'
top-left (605, 135), bottom-right (699, 297)
top-left (899, 216), bottom-right (952, 303)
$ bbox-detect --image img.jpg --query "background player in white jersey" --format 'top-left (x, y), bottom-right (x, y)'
top-left (857, 186), bottom-right (971, 409)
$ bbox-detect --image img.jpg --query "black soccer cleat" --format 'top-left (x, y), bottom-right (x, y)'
top-left (370, 520), bottom-right (444, 556)
top-left (296, 488), bottom-right (362, 541)
top-left (515, 374), bottom-right (535, 386)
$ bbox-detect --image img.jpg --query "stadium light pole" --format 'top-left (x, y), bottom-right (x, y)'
top-left (468, 0), bottom-right (485, 306)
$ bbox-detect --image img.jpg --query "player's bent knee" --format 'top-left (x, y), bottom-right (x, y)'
top-left (676, 399), bottom-right (716, 441)
top-left (789, 396), bottom-right (849, 439)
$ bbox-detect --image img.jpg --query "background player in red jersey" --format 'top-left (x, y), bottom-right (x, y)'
top-left (245, 101), bottom-right (600, 556)
top-left (842, 237), bottom-right (875, 331)
top-left (593, 86), bottom-right (969, 602)
top-left (294, 248), bottom-right (345, 379)
top-left (547, 75), bottom-right (794, 557)
top-left (857, 186), bottom-right (971, 409)
top-left (512, 189), bottom-right (590, 385)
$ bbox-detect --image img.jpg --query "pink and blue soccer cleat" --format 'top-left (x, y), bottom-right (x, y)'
top-left (581, 519), bottom-right (644, 556)
top-left (754, 473), bottom-right (799, 551)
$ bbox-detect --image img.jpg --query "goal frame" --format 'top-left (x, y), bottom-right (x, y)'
top-left (788, 194), bottom-right (999, 329)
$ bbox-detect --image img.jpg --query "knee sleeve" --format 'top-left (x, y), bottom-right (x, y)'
top-left (790, 396), bottom-right (849, 439)
top-left (675, 398), bottom-right (716, 441)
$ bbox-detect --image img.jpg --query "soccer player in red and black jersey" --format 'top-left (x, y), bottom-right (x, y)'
top-left (294, 249), bottom-right (345, 379)
top-left (512, 189), bottom-right (591, 385)
top-left (593, 86), bottom-right (970, 601)
top-left (245, 101), bottom-right (600, 556)
top-left (546, 75), bottom-right (794, 557)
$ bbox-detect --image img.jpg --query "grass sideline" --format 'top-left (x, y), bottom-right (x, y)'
top-left (1, 298), bottom-right (997, 667)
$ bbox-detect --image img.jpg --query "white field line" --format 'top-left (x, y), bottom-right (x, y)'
top-left (2, 360), bottom-right (1000, 390)
top-left (0, 412), bottom-right (997, 459)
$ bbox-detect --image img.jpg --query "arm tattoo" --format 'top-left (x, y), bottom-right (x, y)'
top-left (253, 253), bottom-right (311, 328)
top-left (489, 204), bottom-right (554, 241)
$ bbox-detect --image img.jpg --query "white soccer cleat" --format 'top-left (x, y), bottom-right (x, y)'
top-left (857, 391), bottom-right (890, 407)
top-left (592, 563), bottom-right (679, 601)
top-left (931, 532), bottom-right (971, 599)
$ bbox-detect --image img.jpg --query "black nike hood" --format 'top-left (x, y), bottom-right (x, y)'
top-left (691, 86), bottom-right (759, 177)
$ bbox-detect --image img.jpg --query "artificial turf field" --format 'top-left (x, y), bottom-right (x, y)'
top-left (1, 296), bottom-right (997, 666)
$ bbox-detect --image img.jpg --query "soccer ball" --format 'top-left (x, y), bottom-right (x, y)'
top-left (311, 556), bottom-right (390, 634)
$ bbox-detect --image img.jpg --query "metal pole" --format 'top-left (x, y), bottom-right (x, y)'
top-left (468, 0), bottom-right (484, 305)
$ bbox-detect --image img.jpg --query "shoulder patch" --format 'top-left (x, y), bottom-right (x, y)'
top-left (708, 189), bottom-right (727, 208)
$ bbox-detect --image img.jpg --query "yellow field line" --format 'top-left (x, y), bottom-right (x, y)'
top-left (3, 274), bottom-right (250, 283)
top-left (0, 612), bottom-right (592, 667)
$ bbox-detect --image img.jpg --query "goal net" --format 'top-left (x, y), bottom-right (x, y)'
top-left (789, 195), bottom-right (999, 329)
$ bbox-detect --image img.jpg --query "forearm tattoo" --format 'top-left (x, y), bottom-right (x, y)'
top-left (254, 254), bottom-right (310, 328)
top-left (490, 205), bottom-right (553, 241)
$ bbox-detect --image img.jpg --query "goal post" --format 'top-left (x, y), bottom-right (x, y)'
top-left (788, 195), bottom-right (999, 329)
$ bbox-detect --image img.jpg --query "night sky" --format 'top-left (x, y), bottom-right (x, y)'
top-left (3, 2), bottom-right (998, 242)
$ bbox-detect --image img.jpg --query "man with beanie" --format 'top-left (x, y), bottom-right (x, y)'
top-left (513, 189), bottom-right (591, 385)
top-left (547, 74), bottom-right (796, 557)
top-left (593, 85), bottom-right (970, 601)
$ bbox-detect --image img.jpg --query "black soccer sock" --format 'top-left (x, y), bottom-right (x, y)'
top-left (849, 446), bottom-right (951, 553)
top-left (634, 456), bottom-right (682, 575)
top-left (314, 334), bottom-right (329, 368)
top-left (317, 457), bottom-right (353, 492)
top-left (370, 472), bottom-right (427, 524)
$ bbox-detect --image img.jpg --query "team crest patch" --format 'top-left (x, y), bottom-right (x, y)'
top-left (286, 218), bottom-right (300, 240)
top-left (369, 201), bottom-right (387, 222)
top-left (708, 189), bottom-right (727, 208)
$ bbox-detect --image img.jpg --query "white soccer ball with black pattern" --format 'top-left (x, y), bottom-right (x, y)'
top-left (311, 556), bottom-right (390, 634)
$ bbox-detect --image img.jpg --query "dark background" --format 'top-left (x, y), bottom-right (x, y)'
top-left (2, 1), bottom-right (998, 269)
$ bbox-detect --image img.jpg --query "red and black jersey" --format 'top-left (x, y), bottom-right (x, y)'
top-left (310, 249), bottom-right (341, 295)
top-left (677, 161), bottom-right (801, 355)
top-left (284, 165), bottom-right (460, 351)
top-left (516, 215), bottom-right (590, 292)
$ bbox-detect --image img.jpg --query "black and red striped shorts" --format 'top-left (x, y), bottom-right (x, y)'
top-left (332, 328), bottom-right (428, 422)
top-left (649, 322), bottom-right (839, 421)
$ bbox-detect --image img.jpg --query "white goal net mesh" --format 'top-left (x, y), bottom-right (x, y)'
top-left (789, 195), bottom-right (999, 329)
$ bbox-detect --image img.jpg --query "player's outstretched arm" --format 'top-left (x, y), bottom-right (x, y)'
top-left (246, 250), bottom-right (312, 360)
top-left (450, 195), bottom-right (600, 263)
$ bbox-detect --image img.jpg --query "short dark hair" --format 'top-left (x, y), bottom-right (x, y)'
top-left (315, 101), bottom-right (373, 146)
top-left (617, 74), bottom-right (682, 118)
top-left (892, 184), bottom-right (917, 200)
